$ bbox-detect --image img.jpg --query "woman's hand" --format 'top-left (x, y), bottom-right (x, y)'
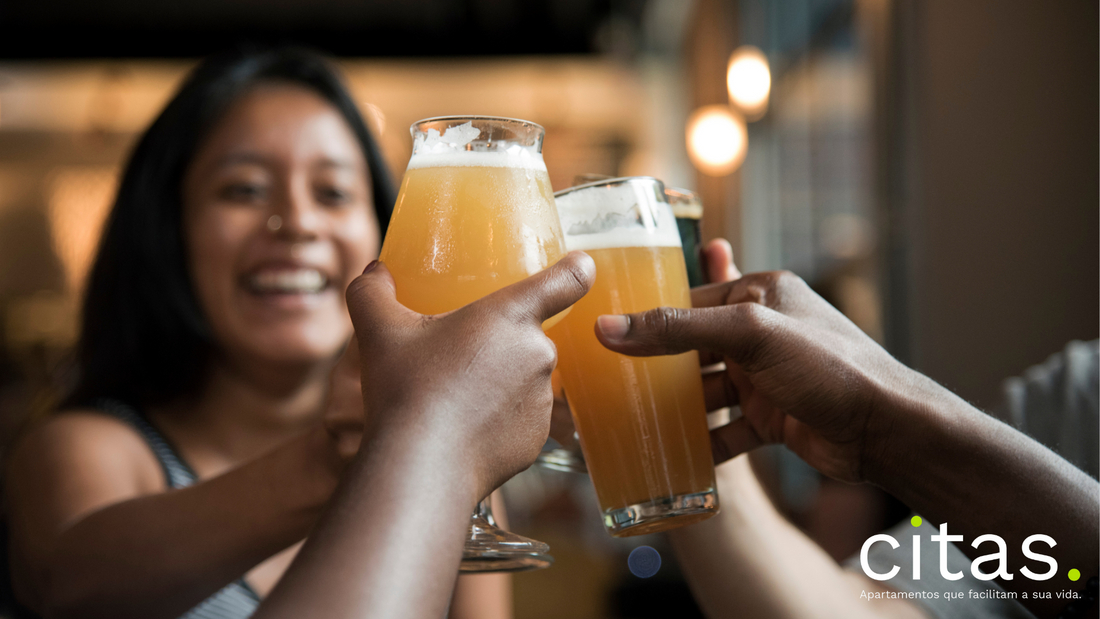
top-left (594, 263), bottom-right (913, 483)
top-left (345, 251), bottom-right (596, 501)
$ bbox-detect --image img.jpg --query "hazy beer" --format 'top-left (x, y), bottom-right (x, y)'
top-left (380, 122), bottom-right (567, 324)
top-left (549, 177), bottom-right (718, 536)
top-left (378, 117), bottom-right (566, 571)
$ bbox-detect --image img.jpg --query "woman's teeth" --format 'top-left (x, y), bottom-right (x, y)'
top-left (248, 269), bottom-right (327, 294)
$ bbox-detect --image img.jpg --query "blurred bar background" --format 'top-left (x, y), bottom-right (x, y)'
top-left (0, 1), bottom-right (1095, 618)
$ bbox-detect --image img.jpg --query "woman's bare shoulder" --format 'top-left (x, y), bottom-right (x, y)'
top-left (3, 411), bottom-right (170, 607)
top-left (6, 409), bottom-right (165, 499)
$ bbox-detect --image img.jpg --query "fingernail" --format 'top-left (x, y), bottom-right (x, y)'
top-left (362, 260), bottom-right (379, 274)
top-left (597, 315), bottom-right (630, 341)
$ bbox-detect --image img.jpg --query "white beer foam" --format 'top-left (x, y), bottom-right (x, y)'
top-left (421, 121), bottom-right (481, 149)
top-left (408, 121), bottom-right (547, 171)
top-left (555, 184), bottom-right (682, 251)
top-left (406, 149), bottom-right (547, 171)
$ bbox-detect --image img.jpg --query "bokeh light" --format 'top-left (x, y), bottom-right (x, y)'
top-left (685, 104), bottom-right (747, 176)
top-left (727, 45), bottom-right (771, 120)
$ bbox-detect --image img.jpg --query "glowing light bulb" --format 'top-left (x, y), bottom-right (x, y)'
top-left (686, 105), bottom-right (747, 176)
top-left (727, 46), bottom-right (771, 119)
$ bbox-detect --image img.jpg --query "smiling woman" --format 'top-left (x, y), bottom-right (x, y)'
top-left (67, 48), bottom-right (394, 410)
top-left (1, 47), bottom-right (510, 619)
top-left (182, 83), bottom-right (379, 369)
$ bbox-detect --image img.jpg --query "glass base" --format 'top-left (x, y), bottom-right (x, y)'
top-left (603, 489), bottom-right (719, 537)
top-left (461, 499), bottom-right (553, 573)
top-left (535, 447), bottom-right (588, 474)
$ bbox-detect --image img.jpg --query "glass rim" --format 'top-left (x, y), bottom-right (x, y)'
top-left (665, 186), bottom-right (703, 219)
top-left (411, 115), bottom-right (545, 133)
top-left (553, 175), bottom-right (665, 199)
top-left (665, 186), bottom-right (698, 200)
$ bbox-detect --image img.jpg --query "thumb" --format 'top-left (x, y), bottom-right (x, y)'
top-left (595, 302), bottom-right (782, 368)
top-left (345, 260), bottom-right (418, 345)
top-left (480, 251), bottom-right (596, 324)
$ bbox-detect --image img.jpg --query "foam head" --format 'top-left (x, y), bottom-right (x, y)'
top-left (406, 117), bottom-right (547, 171)
top-left (554, 177), bottom-right (682, 251)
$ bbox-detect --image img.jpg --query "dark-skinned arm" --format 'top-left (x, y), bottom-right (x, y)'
top-left (656, 240), bottom-right (928, 619)
top-left (255, 252), bottom-right (594, 618)
top-left (598, 267), bottom-right (1098, 618)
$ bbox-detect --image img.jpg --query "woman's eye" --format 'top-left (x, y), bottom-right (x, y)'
top-left (316, 186), bottom-right (351, 205)
top-left (221, 183), bottom-right (267, 202)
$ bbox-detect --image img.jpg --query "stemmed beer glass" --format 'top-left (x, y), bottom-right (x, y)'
top-left (378, 116), bottom-right (565, 571)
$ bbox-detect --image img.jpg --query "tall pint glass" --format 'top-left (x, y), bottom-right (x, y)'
top-left (548, 177), bottom-right (718, 536)
top-left (379, 116), bottom-right (566, 571)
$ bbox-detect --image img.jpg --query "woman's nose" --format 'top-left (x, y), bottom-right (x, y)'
top-left (270, 183), bottom-right (322, 240)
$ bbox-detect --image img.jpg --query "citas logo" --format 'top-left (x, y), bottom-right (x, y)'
top-left (859, 516), bottom-right (1062, 582)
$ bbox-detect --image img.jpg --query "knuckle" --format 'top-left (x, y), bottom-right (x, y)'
top-left (344, 275), bottom-right (368, 305)
top-left (773, 270), bottom-right (808, 311)
top-left (536, 337), bottom-right (557, 370)
top-left (556, 259), bottom-right (591, 298)
top-left (776, 270), bottom-right (806, 291)
top-left (736, 274), bottom-right (773, 305)
top-left (728, 303), bottom-right (772, 368)
top-left (739, 270), bottom-right (801, 307)
top-left (731, 301), bottom-right (766, 329)
top-left (644, 306), bottom-right (683, 337)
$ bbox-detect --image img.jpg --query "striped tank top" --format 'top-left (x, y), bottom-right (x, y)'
top-left (96, 399), bottom-right (262, 619)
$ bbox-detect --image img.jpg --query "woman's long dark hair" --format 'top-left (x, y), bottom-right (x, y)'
top-left (64, 46), bottom-right (396, 409)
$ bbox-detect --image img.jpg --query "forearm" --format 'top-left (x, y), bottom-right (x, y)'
top-left (670, 455), bottom-right (910, 619)
top-left (254, 417), bottom-right (477, 619)
top-left (38, 427), bottom-right (340, 619)
top-left (868, 373), bottom-right (1100, 617)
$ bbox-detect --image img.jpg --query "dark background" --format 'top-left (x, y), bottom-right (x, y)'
top-left (1, 0), bottom-right (621, 58)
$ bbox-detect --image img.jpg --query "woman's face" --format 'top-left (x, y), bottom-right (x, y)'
top-left (183, 83), bottom-right (380, 368)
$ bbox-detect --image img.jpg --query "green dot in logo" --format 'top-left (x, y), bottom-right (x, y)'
top-left (1069, 569), bottom-right (1081, 581)
top-left (910, 516), bottom-right (922, 527)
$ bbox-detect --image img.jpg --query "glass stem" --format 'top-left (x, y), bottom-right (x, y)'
top-left (474, 497), bottom-right (498, 526)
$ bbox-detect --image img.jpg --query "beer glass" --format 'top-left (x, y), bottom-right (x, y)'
top-left (536, 182), bottom-right (709, 476)
top-left (547, 177), bottom-right (718, 536)
top-left (378, 116), bottom-right (566, 571)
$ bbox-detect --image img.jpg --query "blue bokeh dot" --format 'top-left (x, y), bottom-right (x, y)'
top-left (628, 546), bottom-right (662, 578)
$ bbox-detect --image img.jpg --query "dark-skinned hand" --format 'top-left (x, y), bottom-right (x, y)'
top-left (345, 251), bottom-right (595, 501)
top-left (595, 252), bottom-right (911, 484)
